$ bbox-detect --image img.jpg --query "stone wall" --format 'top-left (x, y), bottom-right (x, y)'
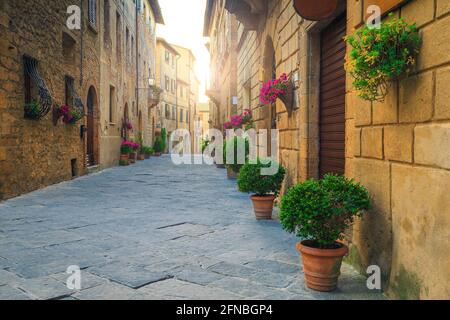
top-left (236, 0), bottom-right (302, 191)
top-left (346, 0), bottom-right (450, 299)
top-left (0, 0), bottom-right (99, 200)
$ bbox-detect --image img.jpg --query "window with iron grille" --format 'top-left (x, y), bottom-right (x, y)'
top-left (23, 55), bottom-right (53, 119)
top-left (172, 106), bottom-right (176, 120)
top-left (180, 109), bottom-right (183, 123)
top-left (88, 0), bottom-right (97, 26)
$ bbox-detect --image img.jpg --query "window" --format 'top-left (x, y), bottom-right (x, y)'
top-left (172, 106), bottom-right (176, 120)
top-left (165, 104), bottom-right (170, 119)
top-left (180, 86), bottom-right (183, 98)
top-left (172, 55), bottom-right (175, 68)
top-left (165, 76), bottom-right (170, 91)
top-left (23, 55), bottom-right (52, 118)
top-left (186, 110), bottom-right (189, 123)
top-left (104, 0), bottom-right (110, 43)
top-left (88, 0), bottom-right (97, 26)
top-left (65, 76), bottom-right (75, 107)
top-left (165, 50), bottom-right (170, 63)
top-left (116, 12), bottom-right (121, 61)
top-left (109, 85), bottom-right (116, 123)
top-left (23, 56), bottom-right (38, 103)
top-left (131, 36), bottom-right (134, 63)
top-left (171, 79), bottom-right (174, 93)
top-left (180, 109), bottom-right (183, 123)
top-left (125, 28), bottom-right (129, 63)
top-left (62, 32), bottom-right (76, 64)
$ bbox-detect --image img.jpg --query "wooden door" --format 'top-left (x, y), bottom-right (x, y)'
top-left (86, 88), bottom-right (95, 167)
top-left (319, 13), bottom-right (346, 177)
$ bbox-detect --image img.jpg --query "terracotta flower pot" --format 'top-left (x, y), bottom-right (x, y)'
top-left (137, 154), bottom-right (145, 161)
top-left (129, 152), bottom-right (137, 163)
top-left (250, 195), bottom-right (275, 220)
top-left (120, 154), bottom-right (129, 162)
top-left (226, 167), bottom-right (237, 180)
top-left (297, 240), bottom-right (349, 292)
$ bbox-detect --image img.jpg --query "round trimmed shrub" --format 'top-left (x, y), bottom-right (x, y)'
top-left (280, 174), bottom-right (371, 248)
top-left (238, 158), bottom-right (286, 197)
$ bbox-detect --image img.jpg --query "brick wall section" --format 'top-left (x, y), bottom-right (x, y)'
top-left (346, 0), bottom-right (450, 299)
top-left (0, 0), bottom-right (99, 200)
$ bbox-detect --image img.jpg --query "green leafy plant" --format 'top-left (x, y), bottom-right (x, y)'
top-left (160, 128), bottom-right (167, 152)
top-left (238, 158), bottom-right (286, 197)
top-left (280, 174), bottom-right (371, 248)
top-left (24, 101), bottom-right (41, 119)
top-left (153, 136), bottom-right (164, 153)
top-left (345, 15), bottom-right (421, 102)
top-left (119, 159), bottom-right (129, 166)
top-left (201, 137), bottom-right (210, 153)
top-left (223, 136), bottom-right (250, 173)
top-left (142, 146), bottom-right (154, 155)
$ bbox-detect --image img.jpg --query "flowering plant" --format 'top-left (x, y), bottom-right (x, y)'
top-left (223, 109), bottom-right (253, 130)
top-left (125, 121), bottom-right (133, 130)
top-left (259, 73), bottom-right (289, 105)
top-left (58, 105), bottom-right (84, 125)
top-left (121, 140), bottom-right (140, 152)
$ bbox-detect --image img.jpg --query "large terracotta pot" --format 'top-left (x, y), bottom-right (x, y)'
top-left (226, 167), bottom-right (237, 180)
top-left (137, 154), bottom-right (145, 161)
top-left (250, 195), bottom-right (275, 220)
top-left (129, 152), bottom-right (137, 163)
top-left (120, 154), bottom-right (129, 162)
top-left (297, 240), bottom-right (349, 292)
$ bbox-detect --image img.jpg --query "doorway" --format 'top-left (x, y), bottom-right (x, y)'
top-left (86, 86), bottom-right (97, 167)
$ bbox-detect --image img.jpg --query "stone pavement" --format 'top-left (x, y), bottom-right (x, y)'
top-left (0, 156), bottom-right (384, 300)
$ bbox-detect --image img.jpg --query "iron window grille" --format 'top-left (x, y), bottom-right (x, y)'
top-left (23, 55), bottom-right (52, 120)
top-left (65, 75), bottom-right (84, 110)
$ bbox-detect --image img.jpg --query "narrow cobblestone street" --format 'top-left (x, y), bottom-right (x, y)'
top-left (0, 157), bottom-right (383, 300)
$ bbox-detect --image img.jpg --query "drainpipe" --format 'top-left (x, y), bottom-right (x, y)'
top-left (135, 2), bottom-right (139, 127)
top-left (80, 0), bottom-right (84, 87)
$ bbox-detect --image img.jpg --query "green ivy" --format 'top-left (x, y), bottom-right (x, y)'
top-left (345, 15), bottom-right (421, 102)
top-left (279, 174), bottom-right (371, 248)
top-left (237, 158), bottom-right (286, 197)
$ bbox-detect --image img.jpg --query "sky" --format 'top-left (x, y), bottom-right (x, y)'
top-left (156, 0), bottom-right (210, 103)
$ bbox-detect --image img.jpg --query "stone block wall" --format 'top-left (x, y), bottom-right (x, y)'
top-left (236, 0), bottom-right (302, 190)
top-left (346, 0), bottom-right (450, 299)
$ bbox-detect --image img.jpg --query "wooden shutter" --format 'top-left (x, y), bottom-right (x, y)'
top-left (319, 14), bottom-right (347, 177)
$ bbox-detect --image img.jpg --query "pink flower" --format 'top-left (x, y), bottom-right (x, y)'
top-left (259, 74), bottom-right (289, 105)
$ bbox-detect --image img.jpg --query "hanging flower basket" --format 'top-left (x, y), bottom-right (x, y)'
top-left (260, 73), bottom-right (295, 116)
top-left (345, 15), bottom-right (421, 102)
top-left (57, 105), bottom-right (84, 125)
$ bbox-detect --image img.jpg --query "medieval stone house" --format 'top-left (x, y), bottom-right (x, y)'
top-left (204, 0), bottom-right (450, 299)
top-left (0, 0), bottom-right (164, 199)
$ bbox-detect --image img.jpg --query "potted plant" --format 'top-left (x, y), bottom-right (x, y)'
top-left (238, 158), bottom-right (286, 220)
top-left (143, 146), bottom-right (154, 159)
top-left (120, 141), bottom-right (132, 163)
top-left (224, 136), bottom-right (250, 179)
top-left (153, 136), bottom-right (164, 156)
top-left (128, 141), bottom-right (139, 163)
top-left (259, 73), bottom-right (294, 114)
top-left (119, 159), bottom-right (129, 166)
top-left (279, 174), bottom-right (371, 292)
top-left (58, 105), bottom-right (84, 125)
top-left (345, 15), bottom-right (421, 102)
top-left (24, 101), bottom-right (42, 120)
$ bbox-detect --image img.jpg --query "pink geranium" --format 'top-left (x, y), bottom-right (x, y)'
top-left (223, 122), bottom-right (232, 130)
top-left (259, 73), bottom-right (289, 105)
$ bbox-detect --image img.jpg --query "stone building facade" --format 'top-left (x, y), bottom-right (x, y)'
top-left (205, 0), bottom-right (450, 299)
top-left (0, 0), bottom-right (164, 200)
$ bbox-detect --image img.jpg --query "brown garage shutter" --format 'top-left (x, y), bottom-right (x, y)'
top-left (319, 14), bottom-right (346, 178)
